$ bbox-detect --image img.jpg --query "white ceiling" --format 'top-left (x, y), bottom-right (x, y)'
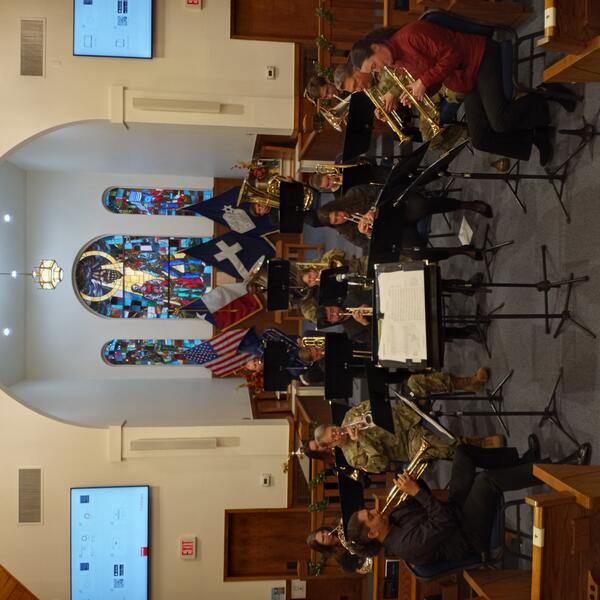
top-left (7, 121), bottom-right (257, 178)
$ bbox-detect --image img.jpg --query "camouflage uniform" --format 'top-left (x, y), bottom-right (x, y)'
top-left (406, 371), bottom-right (454, 398)
top-left (340, 399), bottom-right (456, 473)
top-left (321, 248), bottom-right (369, 277)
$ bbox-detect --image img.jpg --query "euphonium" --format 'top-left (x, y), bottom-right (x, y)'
top-left (364, 85), bottom-right (412, 145)
top-left (381, 437), bottom-right (431, 515)
top-left (237, 175), bottom-right (315, 211)
top-left (382, 66), bottom-right (441, 138)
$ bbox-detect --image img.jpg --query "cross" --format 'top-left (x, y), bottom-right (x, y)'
top-left (214, 240), bottom-right (249, 279)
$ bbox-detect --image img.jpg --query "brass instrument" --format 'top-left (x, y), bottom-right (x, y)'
top-left (381, 437), bottom-right (432, 515)
top-left (345, 411), bottom-right (376, 432)
top-left (382, 65), bottom-right (441, 138)
top-left (345, 212), bottom-right (373, 230)
top-left (331, 521), bottom-right (374, 572)
top-left (295, 257), bottom-right (345, 272)
top-left (237, 175), bottom-right (315, 211)
top-left (301, 336), bottom-right (372, 359)
top-left (304, 90), bottom-right (349, 132)
top-left (339, 307), bottom-right (373, 317)
top-left (364, 86), bottom-right (412, 145)
top-left (315, 163), bottom-right (356, 176)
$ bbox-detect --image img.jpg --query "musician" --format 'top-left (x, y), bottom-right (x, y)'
top-left (298, 249), bottom-right (368, 289)
top-left (334, 62), bottom-right (466, 150)
top-left (306, 75), bottom-right (341, 101)
top-left (349, 22), bottom-right (576, 165)
top-left (320, 286), bottom-right (373, 348)
top-left (345, 441), bottom-right (576, 564)
top-left (315, 183), bottom-right (492, 251)
top-left (314, 399), bottom-right (529, 474)
top-left (307, 525), bottom-right (377, 574)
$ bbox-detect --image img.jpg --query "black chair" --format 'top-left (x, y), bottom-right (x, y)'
top-left (420, 9), bottom-right (580, 104)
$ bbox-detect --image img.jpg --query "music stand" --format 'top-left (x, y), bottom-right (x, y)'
top-left (318, 267), bottom-right (349, 306)
top-left (341, 164), bottom-right (379, 195)
top-left (266, 259), bottom-right (291, 310)
top-left (342, 92), bottom-right (375, 163)
top-left (324, 332), bottom-right (355, 400)
top-left (339, 473), bottom-right (365, 536)
top-left (263, 341), bottom-right (292, 391)
top-left (365, 364), bottom-right (395, 434)
top-left (279, 181), bottom-right (306, 233)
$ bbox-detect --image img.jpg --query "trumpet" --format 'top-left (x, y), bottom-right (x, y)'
top-left (344, 212), bottom-right (373, 231)
top-left (364, 86), bottom-right (412, 145)
top-left (301, 336), bottom-right (372, 359)
top-left (339, 306), bottom-right (373, 317)
top-left (382, 65), bottom-right (441, 138)
top-left (344, 411), bottom-right (376, 434)
top-left (381, 437), bottom-right (431, 515)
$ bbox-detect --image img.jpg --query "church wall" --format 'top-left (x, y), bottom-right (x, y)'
top-left (0, 0), bottom-right (295, 160)
top-left (0, 388), bottom-right (289, 600)
top-left (0, 162), bottom-right (27, 386)
top-left (9, 168), bottom-right (259, 427)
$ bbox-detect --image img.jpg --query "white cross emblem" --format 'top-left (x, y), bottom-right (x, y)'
top-left (214, 240), bottom-right (249, 279)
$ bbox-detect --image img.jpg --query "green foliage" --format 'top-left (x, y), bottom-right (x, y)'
top-left (315, 34), bottom-right (335, 53)
top-left (307, 555), bottom-right (327, 576)
top-left (307, 498), bottom-right (329, 513)
top-left (314, 63), bottom-right (333, 80)
top-left (315, 7), bottom-right (335, 25)
top-left (308, 469), bottom-right (327, 488)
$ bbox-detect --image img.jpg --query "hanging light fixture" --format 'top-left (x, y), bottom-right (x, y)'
top-left (0, 259), bottom-right (64, 290)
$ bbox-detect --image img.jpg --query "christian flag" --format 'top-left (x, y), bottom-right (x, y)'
top-left (185, 186), bottom-right (277, 236)
top-left (183, 328), bottom-right (252, 377)
top-left (181, 283), bottom-right (263, 331)
top-left (184, 230), bottom-right (275, 280)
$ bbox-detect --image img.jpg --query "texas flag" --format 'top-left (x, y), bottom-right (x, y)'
top-left (184, 230), bottom-right (275, 280)
top-left (180, 283), bottom-right (263, 331)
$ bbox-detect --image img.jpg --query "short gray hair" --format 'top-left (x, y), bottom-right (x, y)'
top-left (333, 63), bottom-right (354, 92)
top-left (314, 424), bottom-right (331, 446)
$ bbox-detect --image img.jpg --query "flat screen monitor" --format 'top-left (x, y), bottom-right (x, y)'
top-left (71, 485), bottom-right (150, 600)
top-left (73, 0), bottom-right (154, 59)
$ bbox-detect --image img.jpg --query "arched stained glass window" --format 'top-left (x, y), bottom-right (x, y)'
top-left (102, 339), bottom-right (204, 365)
top-left (102, 187), bottom-right (212, 215)
top-left (74, 235), bottom-right (212, 318)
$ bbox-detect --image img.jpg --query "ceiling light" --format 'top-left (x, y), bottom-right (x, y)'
top-left (3, 214), bottom-right (12, 223)
top-left (10, 270), bottom-right (17, 278)
top-left (2, 328), bottom-right (11, 336)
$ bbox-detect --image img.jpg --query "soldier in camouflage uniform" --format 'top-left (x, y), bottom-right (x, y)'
top-left (333, 63), bottom-right (467, 151)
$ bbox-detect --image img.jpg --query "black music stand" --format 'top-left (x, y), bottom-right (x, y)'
top-left (279, 181), bottom-right (306, 233)
top-left (341, 163), bottom-right (381, 195)
top-left (318, 267), bottom-right (349, 306)
top-left (365, 364), bottom-right (395, 434)
top-left (266, 259), bottom-right (291, 310)
top-left (342, 92), bottom-right (375, 163)
top-left (263, 341), bottom-right (292, 391)
top-left (339, 473), bottom-right (365, 537)
top-left (324, 332), bottom-right (357, 400)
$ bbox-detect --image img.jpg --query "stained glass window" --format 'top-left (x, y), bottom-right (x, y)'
top-left (102, 339), bottom-right (205, 366)
top-left (74, 235), bottom-right (212, 318)
top-left (102, 187), bottom-right (212, 215)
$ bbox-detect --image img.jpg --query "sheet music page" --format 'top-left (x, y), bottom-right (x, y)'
top-left (377, 269), bottom-right (427, 362)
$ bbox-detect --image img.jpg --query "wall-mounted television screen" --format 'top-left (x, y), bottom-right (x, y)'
top-left (73, 0), bottom-right (153, 59)
top-left (71, 485), bottom-right (150, 600)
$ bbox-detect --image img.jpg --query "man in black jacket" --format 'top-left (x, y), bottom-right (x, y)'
top-left (346, 444), bottom-right (543, 564)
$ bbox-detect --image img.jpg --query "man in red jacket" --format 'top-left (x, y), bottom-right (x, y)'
top-left (350, 21), bottom-right (575, 165)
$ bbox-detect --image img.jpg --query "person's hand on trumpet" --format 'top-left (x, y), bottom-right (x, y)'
top-left (393, 472), bottom-right (420, 497)
top-left (374, 91), bottom-right (398, 121)
top-left (400, 78), bottom-right (426, 107)
top-left (357, 209), bottom-right (375, 237)
top-left (351, 304), bottom-right (371, 326)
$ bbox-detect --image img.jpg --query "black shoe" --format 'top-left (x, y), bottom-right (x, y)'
top-left (559, 443), bottom-right (592, 465)
top-left (521, 434), bottom-right (541, 463)
top-left (539, 83), bottom-right (578, 113)
top-left (533, 127), bottom-right (555, 167)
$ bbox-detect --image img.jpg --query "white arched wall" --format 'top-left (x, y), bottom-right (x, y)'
top-left (0, 388), bottom-right (289, 600)
top-left (0, 0), bottom-right (295, 160)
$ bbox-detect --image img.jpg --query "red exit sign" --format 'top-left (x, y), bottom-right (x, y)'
top-left (180, 536), bottom-right (197, 560)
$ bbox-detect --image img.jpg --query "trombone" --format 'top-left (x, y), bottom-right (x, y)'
top-left (382, 65), bottom-right (441, 138)
top-left (380, 437), bottom-right (431, 515)
top-left (364, 86), bottom-right (412, 145)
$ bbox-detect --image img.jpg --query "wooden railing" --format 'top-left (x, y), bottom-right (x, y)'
top-left (0, 565), bottom-right (38, 600)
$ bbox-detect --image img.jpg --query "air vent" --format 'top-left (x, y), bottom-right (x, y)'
top-left (18, 468), bottom-right (42, 524)
top-left (20, 18), bottom-right (45, 77)
top-left (130, 437), bottom-right (218, 451)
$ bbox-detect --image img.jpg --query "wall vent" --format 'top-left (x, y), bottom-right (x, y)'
top-left (20, 18), bottom-right (45, 77)
top-left (18, 468), bottom-right (42, 524)
top-left (130, 437), bottom-right (218, 451)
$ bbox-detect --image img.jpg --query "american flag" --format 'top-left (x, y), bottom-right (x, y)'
top-left (183, 328), bottom-right (251, 377)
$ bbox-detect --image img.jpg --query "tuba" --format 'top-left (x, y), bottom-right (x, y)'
top-left (382, 66), bottom-right (441, 138)
top-left (380, 437), bottom-right (431, 515)
top-left (364, 85), bottom-right (412, 145)
top-left (237, 175), bottom-right (315, 211)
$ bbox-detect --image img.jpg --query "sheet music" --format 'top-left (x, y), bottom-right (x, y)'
top-left (377, 269), bottom-right (427, 362)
